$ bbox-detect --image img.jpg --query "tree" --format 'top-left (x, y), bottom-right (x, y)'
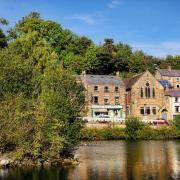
top-left (114, 42), bottom-right (132, 73)
top-left (97, 38), bottom-right (117, 74)
top-left (0, 13), bottom-right (85, 160)
top-left (0, 18), bottom-right (8, 48)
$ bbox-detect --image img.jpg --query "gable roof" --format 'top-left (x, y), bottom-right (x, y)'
top-left (158, 69), bottom-right (180, 77)
top-left (78, 74), bottom-right (124, 86)
top-left (165, 90), bottom-right (180, 97)
top-left (123, 73), bottom-right (144, 90)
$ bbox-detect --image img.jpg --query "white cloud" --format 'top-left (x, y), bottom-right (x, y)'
top-left (63, 14), bottom-right (95, 25)
top-left (131, 42), bottom-right (180, 57)
top-left (108, 0), bottom-right (121, 9)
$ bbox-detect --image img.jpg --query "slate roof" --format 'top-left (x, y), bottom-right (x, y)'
top-left (123, 73), bottom-right (144, 90)
top-left (165, 90), bottom-right (180, 97)
top-left (78, 75), bottom-right (124, 86)
top-left (159, 80), bottom-right (173, 88)
top-left (159, 69), bottom-right (180, 77)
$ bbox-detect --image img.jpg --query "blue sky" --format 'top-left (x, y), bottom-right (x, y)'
top-left (1, 0), bottom-right (180, 57)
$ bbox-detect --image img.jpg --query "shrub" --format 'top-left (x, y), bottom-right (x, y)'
top-left (125, 117), bottom-right (145, 140)
top-left (172, 115), bottom-right (180, 136)
top-left (80, 127), bottom-right (126, 140)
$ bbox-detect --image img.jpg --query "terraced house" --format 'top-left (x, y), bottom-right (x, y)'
top-left (78, 68), bottom-right (180, 123)
top-left (77, 72), bottom-right (126, 122)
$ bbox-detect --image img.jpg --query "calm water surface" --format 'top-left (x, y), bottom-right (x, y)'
top-left (1, 140), bottom-right (180, 180)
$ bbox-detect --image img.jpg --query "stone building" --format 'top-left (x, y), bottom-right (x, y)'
top-left (77, 73), bottom-right (126, 122)
top-left (124, 70), bottom-right (167, 121)
top-left (155, 67), bottom-right (180, 89)
top-left (165, 90), bottom-right (180, 119)
top-left (155, 67), bottom-right (180, 120)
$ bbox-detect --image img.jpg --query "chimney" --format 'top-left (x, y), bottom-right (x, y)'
top-left (168, 66), bottom-right (171, 71)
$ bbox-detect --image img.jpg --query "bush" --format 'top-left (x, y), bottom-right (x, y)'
top-left (80, 127), bottom-right (126, 140)
top-left (172, 115), bottom-right (180, 135)
top-left (125, 117), bottom-right (145, 140)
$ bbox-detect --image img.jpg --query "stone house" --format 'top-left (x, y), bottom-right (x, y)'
top-left (123, 70), bottom-right (168, 121)
top-left (165, 90), bottom-right (180, 119)
top-left (77, 73), bottom-right (126, 122)
top-left (155, 67), bottom-right (180, 89)
top-left (155, 67), bottom-right (180, 120)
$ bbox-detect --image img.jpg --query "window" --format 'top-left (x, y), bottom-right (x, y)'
top-left (145, 82), bottom-right (151, 98)
top-left (175, 97), bottom-right (179, 103)
top-left (94, 86), bottom-right (98, 92)
top-left (115, 96), bottom-right (119, 105)
top-left (92, 96), bottom-right (98, 104)
top-left (140, 107), bottom-right (145, 115)
top-left (104, 86), bottom-right (109, 92)
top-left (104, 96), bottom-right (109, 105)
top-left (152, 87), bottom-right (155, 98)
top-left (175, 106), bottom-right (179, 113)
top-left (140, 107), bottom-right (151, 115)
top-left (115, 86), bottom-right (119, 92)
top-left (146, 107), bottom-right (151, 115)
top-left (140, 87), bottom-right (143, 98)
top-left (152, 107), bottom-right (156, 115)
top-left (177, 85), bottom-right (180, 88)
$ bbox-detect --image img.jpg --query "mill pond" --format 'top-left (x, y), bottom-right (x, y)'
top-left (1, 140), bottom-right (180, 180)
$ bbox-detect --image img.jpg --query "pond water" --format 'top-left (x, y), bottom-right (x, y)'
top-left (1, 140), bottom-right (180, 180)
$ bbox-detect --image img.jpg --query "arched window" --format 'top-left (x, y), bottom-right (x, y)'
top-left (140, 87), bottom-right (143, 98)
top-left (152, 87), bottom-right (155, 98)
top-left (145, 82), bottom-right (150, 98)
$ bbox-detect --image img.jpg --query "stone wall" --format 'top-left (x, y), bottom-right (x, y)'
top-left (129, 71), bottom-right (168, 120)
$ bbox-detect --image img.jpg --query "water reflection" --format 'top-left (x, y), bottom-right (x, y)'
top-left (71, 141), bottom-right (180, 180)
top-left (1, 141), bottom-right (180, 180)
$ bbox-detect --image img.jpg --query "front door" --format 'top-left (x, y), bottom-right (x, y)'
top-left (161, 110), bottom-right (167, 120)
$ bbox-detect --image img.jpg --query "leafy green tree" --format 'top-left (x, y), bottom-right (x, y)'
top-left (114, 42), bottom-right (132, 73)
top-left (97, 38), bottom-right (117, 74)
top-left (0, 12), bottom-right (85, 160)
top-left (0, 18), bottom-right (8, 48)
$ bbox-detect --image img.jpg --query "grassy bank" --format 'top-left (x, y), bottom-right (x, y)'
top-left (80, 126), bottom-right (179, 140)
top-left (80, 116), bottom-right (180, 140)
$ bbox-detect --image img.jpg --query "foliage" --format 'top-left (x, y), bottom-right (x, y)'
top-left (172, 115), bottom-right (180, 137)
top-left (80, 127), bottom-right (126, 140)
top-left (125, 117), bottom-right (145, 140)
top-left (0, 18), bottom-right (8, 48)
top-left (0, 12), bottom-right (85, 160)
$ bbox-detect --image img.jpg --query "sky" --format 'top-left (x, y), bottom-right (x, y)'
top-left (1, 0), bottom-right (180, 57)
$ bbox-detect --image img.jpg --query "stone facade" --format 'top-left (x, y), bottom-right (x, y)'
top-left (124, 70), bottom-right (168, 121)
top-left (78, 69), bottom-right (180, 122)
top-left (77, 73), bottom-right (126, 121)
top-left (155, 67), bottom-right (180, 89)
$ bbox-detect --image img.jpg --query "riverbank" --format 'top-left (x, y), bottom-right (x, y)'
top-left (0, 155), bottom-right (79, 169)
top-left (80, 126), bottom-right (180, 140)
